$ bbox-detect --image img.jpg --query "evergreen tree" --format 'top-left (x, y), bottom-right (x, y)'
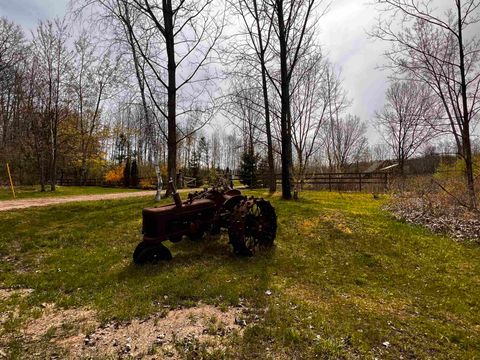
top-left (257, 157), bottom-right (270, 188)
top-left (130, 159), bottom-right (139, 187)
top-left (239, 151), bottom-right (258, 188)
top-left (188, 149), bottom-right (202, 186)
top-left (123, 157), bottom-right (131, 187)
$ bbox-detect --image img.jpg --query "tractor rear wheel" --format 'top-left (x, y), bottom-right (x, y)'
top-left (133, 241), bottom-right (173, 264)
top-left (228, 198), bottom-right (277, 256)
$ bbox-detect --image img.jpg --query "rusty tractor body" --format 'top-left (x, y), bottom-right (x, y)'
top-left (133, 182), bottom-right (277, 264)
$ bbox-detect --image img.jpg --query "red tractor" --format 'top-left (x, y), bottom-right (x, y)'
top-left (133, 181), bottom-right (277, 264)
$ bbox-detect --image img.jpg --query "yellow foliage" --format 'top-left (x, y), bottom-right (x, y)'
top-left (435, 155), bottom-right (480, 180)
top-left (160, 164), bottom-right (168, 178)
top-left (104, 166), bottom-right (124, 184)
top-left (139, 179), bottom-right (156, 189)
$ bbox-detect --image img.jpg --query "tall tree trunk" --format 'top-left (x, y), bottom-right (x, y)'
top-left (50, 39), bottom-right (62, 192)
top-left (297, 149), bottom-right (304, 190)
top-left (253, 0), bottom-right (276, 193)
top-left (49, 114), bottom-right (57, 191)
top-left (164, 0), bottom-right (177, 190)
top-left (123, 2), bottom-right (161, 199)
top-left (264, 84), bottom-right (276, 192)
top-left (276, 0), bottom-right (292, 200)
top-left (463, 125), bottom-right (476, 207)
top-left (38, 152), bottom-right (46, 192)
top-left (457, 1), bottom-right (477, 208)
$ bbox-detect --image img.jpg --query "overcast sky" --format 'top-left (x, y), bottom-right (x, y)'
top-left (0, 0), bottom-right (392, 142)
top-left (318, 0), bottom-right (390, 141)
top-left (0, 0), bottom-right (68, 28)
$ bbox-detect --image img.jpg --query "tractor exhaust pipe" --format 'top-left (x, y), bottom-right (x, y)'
top-left (169, 178), bottom-right (183, 208)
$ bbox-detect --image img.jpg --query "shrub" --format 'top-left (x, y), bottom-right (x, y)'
top-left (435, 155), bottom-right (480, 181)
top-left (139, 178), bottom-right (156, 189)
top-left (104, 166), bottom-right (124, 185)
top-left (431, 155), bottom-right (480, 206)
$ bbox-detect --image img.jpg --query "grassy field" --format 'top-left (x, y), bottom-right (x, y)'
top-left (0, 185), bottom-right (140, 201)
top-left (0, 191), bottom-right (479, 359)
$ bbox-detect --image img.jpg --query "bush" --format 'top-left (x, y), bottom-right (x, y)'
top-left (387, 154), bottom-right (480, 226)
top-left (139, 178), bottom-right (156, 189)
top-left (431, 155), bottom-right (480, 206)
top-left (435, 155), bottom-right (480, 181)
top-left (104, 166), bottom-right (124, 185)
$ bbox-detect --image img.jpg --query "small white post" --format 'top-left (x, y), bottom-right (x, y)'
top-left (155, 165), bottom-right (163, 202)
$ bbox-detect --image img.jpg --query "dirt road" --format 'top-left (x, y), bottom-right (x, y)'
top-left (0, 190), bottom-right (160, 212)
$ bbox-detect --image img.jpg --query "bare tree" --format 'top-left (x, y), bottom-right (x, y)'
top-left (84, 0), bottom-right (224, 188)
top-left (373, 0), bottom-right (480, 208)
top-left (371, 142), bottom-right (390, 161)
top-left (94, 0), bottom-right (167, 197)
top-left (229, 0), bottom-right (277, 192)
top-left (69, 32), bottom-right (119, 183)
top-left (0, 15), bottom-right (122, 188)
top-left (223, 77), bottom-right (265, 156)
top-left (376, 80), bottom-right (438, 175)
top-left (264, 0), bottom-right (326, 199)
top-left (322, 63), bottom-right (351, 171)
top-left (31, 18), bottom-right (71, 191)
top-left (210, 129), bottom-right (221, 169)
top-left (290, 50), bottom-right (329, 187)
top-left (0, 17), bottom-right (24, 74)
top-left (323, 114), bottom-right (368, 171)
top-left (0, 18), bottom-right (25, 150)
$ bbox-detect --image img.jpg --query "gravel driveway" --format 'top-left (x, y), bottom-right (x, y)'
top-left (0, 190), bottom-right (159, 212)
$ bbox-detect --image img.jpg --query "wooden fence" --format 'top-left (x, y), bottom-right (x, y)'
top-left (57, 176), bottom-right (198, 189)
top-left (58, 172), bottom-right (390, 193)
top-left (58, 178), bottom-right (105, 186)
top-left (57, 177), bottom-right (157, 188)
top-left (273, 172), bottom-right (390, 193)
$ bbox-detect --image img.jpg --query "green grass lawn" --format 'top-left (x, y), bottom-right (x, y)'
top-left (0, 185), bottom-right (140, 201)
top-left (0, 191), bottom-right (479, 359)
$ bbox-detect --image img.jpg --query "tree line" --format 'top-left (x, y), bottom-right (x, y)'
top-left (373, 0), bottom-right (480, 208)
top-left (1, 0), bottom-right (479, 206)
top-left (0, 17), bottom-right (118, 189)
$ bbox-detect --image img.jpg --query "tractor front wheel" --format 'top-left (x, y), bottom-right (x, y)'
top-left (133, 241), bottom-right (173, 265)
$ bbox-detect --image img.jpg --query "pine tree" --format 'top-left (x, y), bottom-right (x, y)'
top-left (123, 157), bottom-right (131, 187)
top-left (239, 151), bottom-right (258, 188)
top-left (130, 159), bottom-right (139, 187)
top-left (188, 149), bottom-right (202, 186)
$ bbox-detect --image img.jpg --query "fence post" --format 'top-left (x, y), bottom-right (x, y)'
top-left (359, 173), bottom-right (362, 192)
top-left (6, 163), bottom-right (16, 198)
top-left (328, 173), bottom-right (332, 192)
